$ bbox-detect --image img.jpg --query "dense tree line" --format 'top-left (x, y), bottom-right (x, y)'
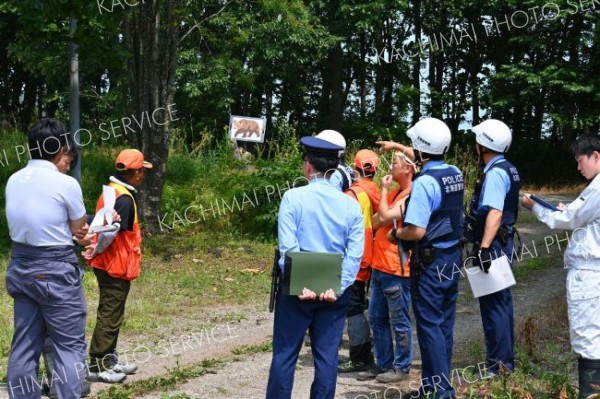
top-left (0, 0), bottom-right (598, 230)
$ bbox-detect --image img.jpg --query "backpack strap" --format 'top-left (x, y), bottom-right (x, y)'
top-left (346, 187), bottom-right (358, 200)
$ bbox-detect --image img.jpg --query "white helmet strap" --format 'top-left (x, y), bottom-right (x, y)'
top-left (414, 150), bottom-right (430, 166)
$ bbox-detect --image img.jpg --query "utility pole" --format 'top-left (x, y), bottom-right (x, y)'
top-left (69, 17), bottom-right (82, 183)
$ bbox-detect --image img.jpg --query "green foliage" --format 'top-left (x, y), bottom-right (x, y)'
top-left (2, 0), bottom-right (599, 176)
top-left (0, 0), bottom-right (128, 126)
top-left (231, 341), bottom-right (273, 356)
top-left (95, 359), bottom-right (223, 399)
top-left (464, 345), bottom-right (579, 398)
top-left (158, 121), bottom-right (302, 240)
top-left (446, 141), bottom-right (480, 205)
top-left (513, 257), bottom-right (545, 279)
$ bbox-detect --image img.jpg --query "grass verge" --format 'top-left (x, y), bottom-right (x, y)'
top-left (459, 296), bottom-right (579, 398)
top-left (95, 339), bottom-right (273, 398)
top-left (95, 358), bottom-right (222, 399)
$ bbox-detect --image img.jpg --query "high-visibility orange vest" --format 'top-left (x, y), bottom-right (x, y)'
top-left (88, 182), bottom-right (142, 281)
top-left (346, 180), bottom-right (380, 282)
top-left (352, 179), bottom-right (381, 213)
top-left (371, 187), bottom-right (411, 277)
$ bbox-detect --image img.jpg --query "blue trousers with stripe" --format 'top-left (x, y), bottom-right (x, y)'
top-left (412, 247), bottom-right (461, 399)
top-left (478, 237), bottom-right (515, 373)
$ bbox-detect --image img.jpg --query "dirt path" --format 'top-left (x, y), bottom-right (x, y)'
top-left (133, 195), bottom-right (571, 399)
top-left (134, 256), bottom-right (567, 399)
top-left (0, 195), bottom-right (574, 399)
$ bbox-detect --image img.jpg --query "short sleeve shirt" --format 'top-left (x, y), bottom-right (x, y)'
top-left (6, 160), bottom-right (86, 246)
top-left (479, 155), bottom-right (511, 212)
top-left (404, 160), bottom-right (446, 229)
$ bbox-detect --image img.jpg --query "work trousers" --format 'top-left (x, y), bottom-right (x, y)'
top-left (369, 269), bottom-right (412, 372)
top-left (89, 267), bottom-right (131, 371)
top-left (6, 243), bottom-right (86, 399)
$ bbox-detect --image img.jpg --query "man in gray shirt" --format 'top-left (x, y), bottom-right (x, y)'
top-left (5, 118), bottom-right (89, 398)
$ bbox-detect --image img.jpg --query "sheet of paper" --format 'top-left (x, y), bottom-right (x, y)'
top-left (88, 186), bottom-right (117, 233)
top-left (465, 255), bottom-right (516, 298)
top-left (102, 185), bottom-right (116, 225)
top-left (89, 208), bottom-right (106, 232)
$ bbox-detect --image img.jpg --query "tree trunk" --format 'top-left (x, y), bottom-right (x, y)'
top-left (411, 0), bottom-right (421, 125)
top-left (359, 32), bottom-right (367, 120)
top-left (329, 43), bottom-right (344, 131)
top-left (125, 0), bottom-right (181, 234)
top-left (69, 18), bottom-right (82, 184)
top-left (21, 76), bottom-right (40, 130)
top-left (532, 89), bottom-right (546, 145)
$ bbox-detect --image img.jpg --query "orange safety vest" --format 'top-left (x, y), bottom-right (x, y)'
top-left (350, 179), bottom-right (381, 214)
top-left (88, 182), bottom-right (143, 281)
top-left (346, 180), bottom-right (380, 282)
top-left (371, 187), bottom-right (411, 277)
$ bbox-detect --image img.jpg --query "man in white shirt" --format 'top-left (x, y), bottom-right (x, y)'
top-left (523, 133), bottom-right (600, 399)
top-left (5, 118), bottom-right (89, 399)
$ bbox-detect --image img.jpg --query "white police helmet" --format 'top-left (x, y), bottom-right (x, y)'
top-left (406, 118), bottom-right (451, 155)
top-left (471, 119), bottom-right (512, 153)
top-left (316, 129), bottom-right (346, 157)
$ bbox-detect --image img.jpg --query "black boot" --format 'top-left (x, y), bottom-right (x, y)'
top-left (579, 358), bottom-right (600, 399)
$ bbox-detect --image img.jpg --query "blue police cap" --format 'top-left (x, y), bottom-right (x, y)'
top-left (300, 136), bottom-right (344, 153)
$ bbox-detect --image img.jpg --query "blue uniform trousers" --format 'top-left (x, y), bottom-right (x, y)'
top-left (369, 269), bottom-right (412, 372)
top-left (478, 237), bottom-right (515, 373)
top-left (266, 288), bottom-right (350, 399)
top-left (5, 243), bottom-right (87, 399)
top-left (412, 247), bottom-right (461, 399)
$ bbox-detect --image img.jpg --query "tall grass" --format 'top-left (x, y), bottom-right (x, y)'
top-left (157, 123), bottom-right (303, 243)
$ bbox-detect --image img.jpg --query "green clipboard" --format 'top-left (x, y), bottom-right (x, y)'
top-left (282, 251), bottom-right (343, 296)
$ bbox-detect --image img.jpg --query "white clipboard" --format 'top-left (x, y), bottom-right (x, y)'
top-left (466, 255), bottom-right (516, 298)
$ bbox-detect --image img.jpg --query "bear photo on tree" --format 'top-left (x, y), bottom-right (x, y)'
top-left (229, 116), bottom-right (266, 143)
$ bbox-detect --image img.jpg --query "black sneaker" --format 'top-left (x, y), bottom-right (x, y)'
top-left (338, 361), bottom-right (371, 373)
top-left (356, 366), bottom-right (388, 381)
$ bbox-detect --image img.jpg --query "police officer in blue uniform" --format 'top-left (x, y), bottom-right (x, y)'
top-left (266, 135), bottom-right (364, 399)
top-left (392, 118), bottom-right (464, 399)
top-left (466, 119), bottom-right (520, 376)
